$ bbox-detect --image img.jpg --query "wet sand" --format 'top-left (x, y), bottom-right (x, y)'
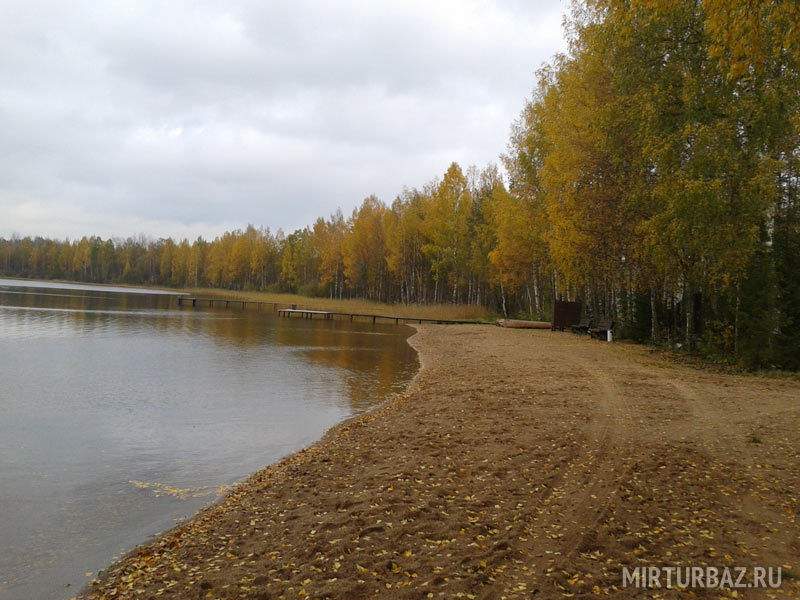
top-left (81, 325), bottom-right (800, 599)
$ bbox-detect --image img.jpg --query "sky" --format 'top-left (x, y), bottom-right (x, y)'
top-left (0, 0), bottom-right (567, 241)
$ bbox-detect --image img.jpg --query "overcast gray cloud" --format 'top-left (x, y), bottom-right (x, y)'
top-left (0, 0), bottom-right (567, 240)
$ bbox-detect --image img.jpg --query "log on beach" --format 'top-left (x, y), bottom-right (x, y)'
top-left (496, 318), bottom-right (551, 329)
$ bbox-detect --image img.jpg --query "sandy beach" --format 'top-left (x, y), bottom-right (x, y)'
top-left (81, 325), bottom-right (800, 599)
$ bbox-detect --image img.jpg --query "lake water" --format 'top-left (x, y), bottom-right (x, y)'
top-left (0, 279), bottom-right (418, 600)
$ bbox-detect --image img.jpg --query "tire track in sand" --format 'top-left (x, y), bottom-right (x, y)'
top-left (526, 351), bottom-right (637, 571)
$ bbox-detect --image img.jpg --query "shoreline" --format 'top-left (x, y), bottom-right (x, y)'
top-left (77, 326), bottom-right (428, 599)
top-left (7, 274), bottom-right (798, 380)
top-left (80, 325), bottom-right (799, 599)
top-left (0, 275), bottom-right (182, 296)
top-left (1, 275), bottom-right (490, 322)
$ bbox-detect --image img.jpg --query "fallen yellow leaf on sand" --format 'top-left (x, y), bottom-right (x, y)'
top-left (77, 327), bottom-right (800, 600)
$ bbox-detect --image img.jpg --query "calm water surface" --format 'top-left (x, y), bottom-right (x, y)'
top-left (0, 279), bottom-right (417, 600)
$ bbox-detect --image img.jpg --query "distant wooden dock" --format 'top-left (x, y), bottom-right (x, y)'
top-left (279, 308), bottom-right (333, 319)
top-left (278, 308), bottom-right (476, 325)
top-left (177, 297), bottom-right (291, 311)
top-left (175, 296), bottom-right (480, 325)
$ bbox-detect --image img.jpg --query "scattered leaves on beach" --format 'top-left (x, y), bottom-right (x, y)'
top-left (82, 327), bottom-right (800, 599)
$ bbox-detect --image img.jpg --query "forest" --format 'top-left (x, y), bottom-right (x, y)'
top-left (2, 0), bottom-right (798, 369)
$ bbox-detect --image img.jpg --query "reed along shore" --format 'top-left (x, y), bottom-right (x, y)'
top-left (82, 325), bottom-right (800, 599)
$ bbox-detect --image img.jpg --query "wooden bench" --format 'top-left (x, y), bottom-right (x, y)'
top-left (589, 320), bottom-right (614, 340)
top-left (570, 318), bottom-right (591, 334)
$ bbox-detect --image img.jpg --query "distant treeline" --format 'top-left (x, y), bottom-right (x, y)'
top-left (3, 0), bottom-right (799, 369)
top-left (0, 163), bottom-right (509, 306)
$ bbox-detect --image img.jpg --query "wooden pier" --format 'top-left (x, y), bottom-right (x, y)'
top-left (278, 308), bottom-right (476, 325)
top-left (176, 296), bottom-right (481, 325)
top-left (177, 297), bottom-right (296, 311)
top-left (279, 309), bottom-right (335, 320)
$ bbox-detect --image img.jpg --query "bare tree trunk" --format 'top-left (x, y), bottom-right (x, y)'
top-left (627, 269), bottom-right (634, 324)
top-left (650, 287), bottom-right (658, 342)
top-left (526, 284), bottom-right (533, 316)
top-left (685, 301), bottom-right (691, 347)
top-left (684, 278), bottom-right (691, 348)
top-left (734, 280), bottom-right (740, 356)
top-left (552, 269), bottom-right (558, 302)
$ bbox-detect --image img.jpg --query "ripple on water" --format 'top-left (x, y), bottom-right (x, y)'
top-left (0, 279), bottom-right (418, 600)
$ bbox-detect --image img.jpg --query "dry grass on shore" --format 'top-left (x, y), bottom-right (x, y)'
top-left (1, 277), bottom-right (492, 321)
top-left (181, 287), bottom-right (492, 321)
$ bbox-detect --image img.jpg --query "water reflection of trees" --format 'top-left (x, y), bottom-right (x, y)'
top-left (275, 319), bottom-right (418, 412)
top-left (0, 287), bottom-right (169, 310)
top-left (0, 289), bottom-right (418, 413)
top-left (0, 288), bottom-right (173, 336)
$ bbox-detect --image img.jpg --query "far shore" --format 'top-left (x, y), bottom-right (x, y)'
top-left (177, 287), bottom-right (491, 322)
top-left (81, 324), bottom-right (800, 599)
top-left (0, 276), bottom-right (183, 295)
top-left (1, 276), bottom-right (492, 322)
